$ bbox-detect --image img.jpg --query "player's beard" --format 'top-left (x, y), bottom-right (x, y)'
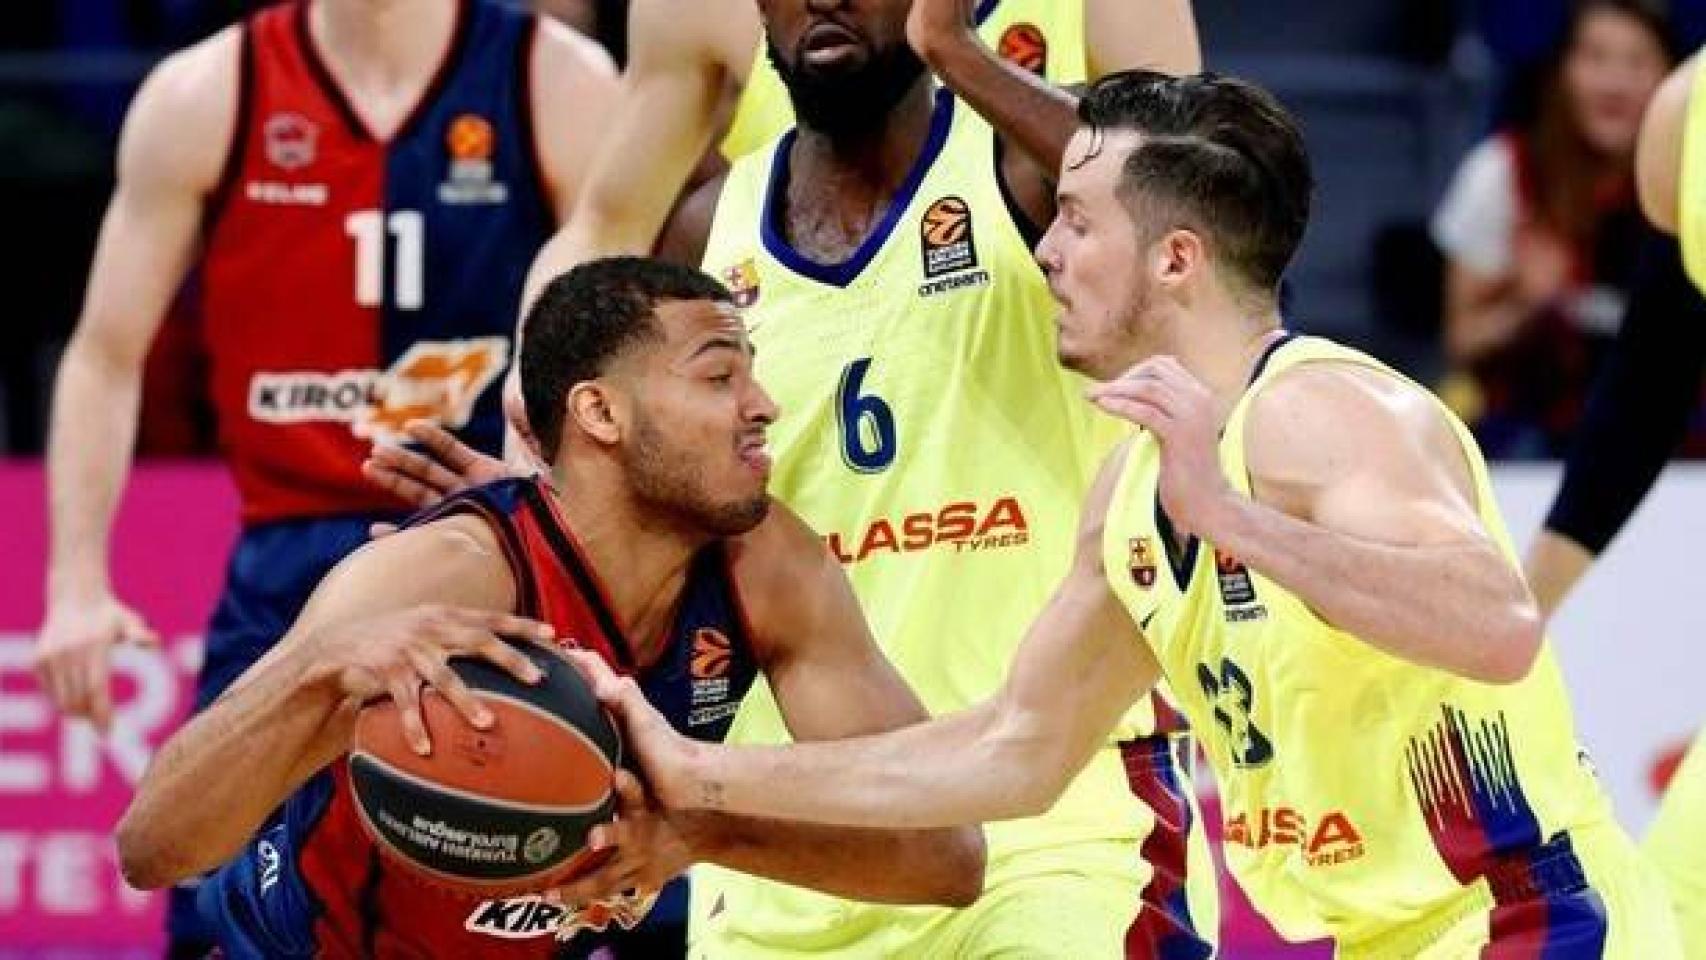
top-left (623, 406), bottom-right (771, 537)
top-left (767, 36), bottom-right (928, 142)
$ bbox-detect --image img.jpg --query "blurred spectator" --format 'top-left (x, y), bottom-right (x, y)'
top-left (1433, 0), bottom-right (1673, 458)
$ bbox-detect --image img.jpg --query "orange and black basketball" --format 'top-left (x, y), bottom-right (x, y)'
top-left (348, 642), bottom-right (621, 896)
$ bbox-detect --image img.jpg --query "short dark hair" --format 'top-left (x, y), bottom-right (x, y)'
top-left (1077, 71), bottom-right (1314, 298)
top-left (521, 257), bottom-right (732, 461)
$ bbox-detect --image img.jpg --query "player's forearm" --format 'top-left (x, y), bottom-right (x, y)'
top-left (685, 814), bottom-right (985, 906)
top-left (914, 23), bottom-right (1078, 175)
top-left (671, 702), bottom-right (1063, 830)
top-left (1205, 495), bottom-right (1543, 683)
top-left (117, 637), bottom-right (349, 889)
top-left (45, 336), bottom-right (144, 599)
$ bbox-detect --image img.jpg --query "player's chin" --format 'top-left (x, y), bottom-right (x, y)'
top-left (710, 494), bottom-right (772, 536)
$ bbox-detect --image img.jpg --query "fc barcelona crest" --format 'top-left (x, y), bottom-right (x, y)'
top-left (1129, 536), bottom-right (1157, 589)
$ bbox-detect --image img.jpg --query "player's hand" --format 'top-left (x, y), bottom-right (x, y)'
top-left (906, 0), bottom-right (979, 62)
top-left (313, 605), bottom-right (554, 755)
top-left (547, 770), bottom-right (694, 907)
top-left (34, 590), bottom-right (160, 732)
top-left (564, 651), bottom-right (701, 811)
top-left (362, 420), bottom-right (513, 536)
top-left (1088, 356), bottom-right (1237, 537)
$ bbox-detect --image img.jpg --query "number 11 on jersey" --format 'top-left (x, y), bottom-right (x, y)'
top-left (345, 209), bottom-right (424, 310)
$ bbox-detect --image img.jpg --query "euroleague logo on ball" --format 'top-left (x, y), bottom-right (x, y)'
top-left (523, 827), bottom-right (560, 865)
top-left (998, 23), bottom-right (1048, 76)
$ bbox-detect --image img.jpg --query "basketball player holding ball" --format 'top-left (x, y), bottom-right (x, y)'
top-left (116, 258), bottom-right (984, 959)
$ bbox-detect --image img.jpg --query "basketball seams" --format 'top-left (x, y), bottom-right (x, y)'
top-left (352, 689), bottom-right (616, 815)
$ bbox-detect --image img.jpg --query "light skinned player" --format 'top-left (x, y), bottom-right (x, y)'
top-left (1522, 50), bottom-right (1706, 958)
top-left (577, 68), bottom-right (1686, 956)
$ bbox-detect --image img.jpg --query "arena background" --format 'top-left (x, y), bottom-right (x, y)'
top-left (4, 0), bottom-right (1705, 955)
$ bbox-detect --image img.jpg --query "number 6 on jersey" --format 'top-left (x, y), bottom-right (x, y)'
top-left (837, 358), bottom-right (897, 473)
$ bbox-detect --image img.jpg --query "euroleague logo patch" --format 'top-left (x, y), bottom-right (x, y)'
top-left (440, 112), bottom-right (508, 205)
top-left (918, 196), bottom-right (990, 297)
top-left (998, 23), bottom-right (1049, 76)
top-left (688, 628), bottom-right (738, 728)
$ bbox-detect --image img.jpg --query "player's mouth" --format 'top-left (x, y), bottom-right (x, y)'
top-left (800, 20), bottom-right (866, 68)
top-left (738, 434), bottom-right (772, 475)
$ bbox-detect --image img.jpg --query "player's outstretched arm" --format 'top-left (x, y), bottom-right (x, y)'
top-left (519, 0), bottom-right (741, 314)
top-left (907, 0), bottom-right (1078, 180)
top-left (116, 518), bottom-right (550, 890)
top-left (1085, 0), bottom-right (1202, 78)
top-left (577, 469), bottom-right (1160, 832)
top-left (36, 30), bottom-right (239, 732)
top-left (1093, 357), bottom-right (1544, 683)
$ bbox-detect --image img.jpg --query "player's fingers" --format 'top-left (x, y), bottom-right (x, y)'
top-left (404, 419), bottom-right (480, 473)
top-left (36, 652), bottom-right (80, 717)
top-left (362, 449), bottom-right (455, 506)
top-left (369, 521), bottom-right (399, 539)
top-left (611, 769), bottom-right (650, 817)
top-left (564, 651), bottom-right (628, 704)
top-left (83, 652), bottom-right (114, 733)
top-left (555, 861), bottom-right (644, 907)
top-left (1091, 393), bottom-right (1168, 431)
top-left (463, 632), bottom-right (546, 686)
top-left (121, 610), bottom-right (160, 648)
top-left (407, 647), bottom-right (492, 730)
top-left (388, 672), bottom-right (432, 755)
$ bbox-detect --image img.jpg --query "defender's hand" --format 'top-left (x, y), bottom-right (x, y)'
top-left (363, 420), bottom-right (513, 535)
top-left (548, 770), bottom-right (694, 907)
top-left (35, 590), bottom-right (159, 732)
top-left (1089, 356), bottom-right (1238, 537)
top-left (565, 651), bottom-right (701, 811)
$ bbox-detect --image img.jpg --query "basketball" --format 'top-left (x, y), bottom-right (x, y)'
top-left (347, 641), bottom-right (622, 896)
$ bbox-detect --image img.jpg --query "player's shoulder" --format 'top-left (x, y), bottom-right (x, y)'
top-left (530, 14), bottom-right (617, 85)
top-left (1638, 55), bottom-right (1696, 232)
top-left (1244, 357), bottom-right (1456, 481)
top-left (121, 25), bottom-right (242, 189)
top-left (726, 501), bottom-right (832, 585)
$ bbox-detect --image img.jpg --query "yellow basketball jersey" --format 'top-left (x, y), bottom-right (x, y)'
top-left (1103, 336), bottom-right (1618, 946)
top-left (697, 90), bottom-right (1207, 955)
top-left (720, 0), bottom-right (1087, 160)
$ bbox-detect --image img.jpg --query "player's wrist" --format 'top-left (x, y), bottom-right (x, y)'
top-left (46, 563), bottom-right (113, 606)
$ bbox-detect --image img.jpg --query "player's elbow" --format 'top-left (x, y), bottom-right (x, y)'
top-left (115, 807), bottom-right (193, 890)
top-left (928, 826), bottom-right (988, 907)
top-left (1471, 603), bottom-right (1546, 685)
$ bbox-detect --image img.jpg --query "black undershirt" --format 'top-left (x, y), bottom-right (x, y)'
top-left (1544, 229), bottom-right (1706, 553)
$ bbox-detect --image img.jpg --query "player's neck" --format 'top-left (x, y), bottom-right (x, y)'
top-left (547, 468), bottom-right (706, 648)
top-left (1172, 311), bottom-right (1287, 420)
top-left (310, 0), bottom-right (459, 137)
top-left (791, 79), bottom-right (938, 198)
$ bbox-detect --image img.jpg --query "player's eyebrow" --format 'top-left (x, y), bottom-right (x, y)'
top-left (687, 335), bottom-right (753, 361)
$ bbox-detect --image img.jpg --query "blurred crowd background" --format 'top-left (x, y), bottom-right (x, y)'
top-left (8, 0), bottom-right (1706, 462)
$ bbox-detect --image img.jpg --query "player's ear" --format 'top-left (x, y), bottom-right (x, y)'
top-left (1155, 228), bottom-right (1204, 290)
top-left (567, 382), bottom-right (622, 446)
